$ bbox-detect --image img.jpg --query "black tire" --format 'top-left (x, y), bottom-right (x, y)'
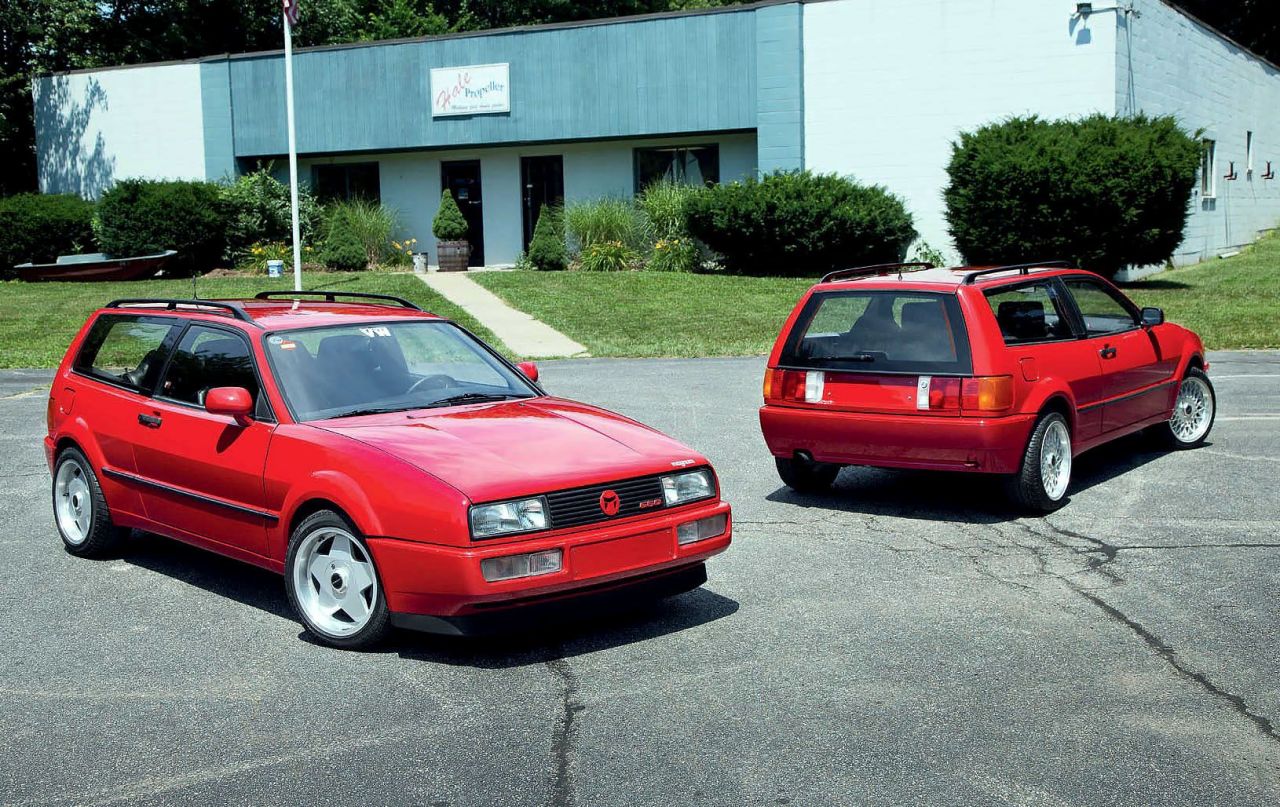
top-left (52, 447), bottom-right (128, 558)
top-left (1005, 412), bottom-right (1072, 514)
top-left (776, 456), bottom-right (840, 493)
top-left (284, 509), bottom-right (391, 650)
top-left (1158, 367), bottom-right (1216, 449)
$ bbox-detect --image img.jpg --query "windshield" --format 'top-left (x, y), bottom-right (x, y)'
top-left (264, 321), bottom-right (538, 421)
top-left (781, 290), bottom-right (973, 374)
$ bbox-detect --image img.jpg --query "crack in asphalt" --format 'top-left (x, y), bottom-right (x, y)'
top-left (546, 657), bottom-right (583, 807)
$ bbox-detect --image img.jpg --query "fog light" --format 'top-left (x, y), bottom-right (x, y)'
top-left (677, 514), bottom-right (728, 545)
top-left (480, 548), bottom-right (563, 582)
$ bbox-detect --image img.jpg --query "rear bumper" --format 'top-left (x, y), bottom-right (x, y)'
top-left (759, 405), bottom-right (1035, 474)
top-left (368, 499), bottom-right (731, 631)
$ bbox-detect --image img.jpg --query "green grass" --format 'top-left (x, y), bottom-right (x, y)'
top-left (1120, 232), bottom-right (1280, 349)
top-left (473, 271), bottom-right (813, 357)
top-left (0, 272), bottom-right (499, 368)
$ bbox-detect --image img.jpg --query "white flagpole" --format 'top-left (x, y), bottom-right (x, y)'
top-left (283, 10), bottom-right (303, 292)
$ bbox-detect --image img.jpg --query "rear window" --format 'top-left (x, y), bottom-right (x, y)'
top-left (780, 290), bottom-right (972, 374)
top-left (73, 314), bottom-right (177, 391)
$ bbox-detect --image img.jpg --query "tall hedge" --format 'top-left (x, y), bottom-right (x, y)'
top-left (944, 114), bottom-right (1201, 277)
top-left (685, 171), bottom-right (916, 276)
top-left (95, 179), bottom-right (227, 272)
top-left (0, 194), bottom-right (96, 278)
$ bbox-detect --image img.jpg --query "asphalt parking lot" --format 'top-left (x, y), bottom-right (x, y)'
top-left (2, 352), bottom-right (1278, 806)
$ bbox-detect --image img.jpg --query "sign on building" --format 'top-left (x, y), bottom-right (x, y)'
top-left (431, 63), bottom-right (510, 117)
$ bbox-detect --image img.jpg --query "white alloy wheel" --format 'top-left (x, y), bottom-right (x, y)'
top-left (291, 527), bottom-right (379, 638)
top-left (1039, 419), bottom-right (1072, 501)
top-left (54, 458), bottom-right (93, 545)
top-left (1169, 374), bottom-right (1214, 444)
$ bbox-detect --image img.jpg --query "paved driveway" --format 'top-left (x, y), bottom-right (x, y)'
top-left (1, 353), bottom-right (1277, 806)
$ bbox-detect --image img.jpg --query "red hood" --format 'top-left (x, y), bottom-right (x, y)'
top-left (312, 397), bottom-right (707, 503)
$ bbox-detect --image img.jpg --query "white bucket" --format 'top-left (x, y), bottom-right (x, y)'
top-left (266, 259), bottom-right (284, 278)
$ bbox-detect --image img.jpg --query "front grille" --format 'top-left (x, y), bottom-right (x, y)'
top-left (544, 474), bottom-right (669, 530)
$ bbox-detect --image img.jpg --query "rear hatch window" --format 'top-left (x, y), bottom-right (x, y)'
top-left (781, 290), bottom-right (972, 375)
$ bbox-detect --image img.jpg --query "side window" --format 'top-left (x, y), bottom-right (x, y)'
top-left (73, 315), bottom-right (176, 392)
top-left (1062, 279), bottom-right (1137, 337)
top-left (985, 282), bottom-right (1074, 344)
top-left (158, 325), bottom-right (261, 410)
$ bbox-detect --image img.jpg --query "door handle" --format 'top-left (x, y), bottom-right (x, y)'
top-left (138, 413), bottom-right (162, 428)
top-left (1100, 346), bottom-right (1117, 360)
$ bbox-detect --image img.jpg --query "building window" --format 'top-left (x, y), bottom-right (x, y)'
top-left (1246, 131), bottom-right (1254, 179)
top-left (312, 162), bottom-right (381, 202)
top-left (634, 145), bottom-right (719, 192)
top-left (1200, 139), bottom-right (1216, 198)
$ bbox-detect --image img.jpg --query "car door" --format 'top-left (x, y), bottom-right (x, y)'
top-left (128, 323), bottom-right (276, 556)
top-left (1059, 277), bottom-right (1169, 435)
top-left (983, 279), bottom-right (1105, 444)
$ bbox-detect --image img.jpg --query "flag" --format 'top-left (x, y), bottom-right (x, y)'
top-left (283, 0), bottom-right (300, 27)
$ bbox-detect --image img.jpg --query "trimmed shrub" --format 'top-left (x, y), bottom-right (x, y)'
top-left (564, 197), bottom-right (645, 253)
top-left (95, 179), bottom-right (227, 272)
top-left (432, 190), bottom-right (469, 241)
top-left (220, 168), bottom-right (321, 263)
top-left (575, 240), bottom-right (638, 272)
top-left (685, 171), bottom-right (916, 276)
top-left (526, 206), bottom-right (567, 271)
top-left (321, 211), bottom-right (367, 271)
top-left (0, 193), bottom-right (96, 278)
top-left (944, 114), bottom-right (1201, 277)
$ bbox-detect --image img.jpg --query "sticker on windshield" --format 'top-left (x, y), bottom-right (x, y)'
top-left (268, 336), bottom-right (283, 344)
top-left (360, 326), bottom-right (392, 338)
top-left (278, 339), bottom-right (297, 351)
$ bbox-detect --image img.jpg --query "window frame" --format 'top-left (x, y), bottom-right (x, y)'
top-left (632, 144), bottom-right (721, 193)
top-left (311, 161), bottom-right (381, 202)
top-left (71, 313), bottom-right (183, 395)
top-left (153, 321), bottom-right (276, 423)
top-left (983, 278), bottom-right (1083, 346)
top-left (1246, 130), bottom-right (1255, 179)
top-left (1057, 276), bottom-right (1141, 340)
top-left (1200, 139), bottom-right (1217, 198)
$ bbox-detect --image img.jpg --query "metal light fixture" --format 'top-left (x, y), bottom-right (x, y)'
top-left (1076, 2), bottom-right (1093, 15)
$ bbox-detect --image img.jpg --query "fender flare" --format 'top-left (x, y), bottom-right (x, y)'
top-left (275, 470), bottom-right (385, 553)
top-left (1020, 379), bottom-right (1077, 431)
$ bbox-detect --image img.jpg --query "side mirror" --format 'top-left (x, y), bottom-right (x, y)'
top-left (1140, 306), bottom-right (1165, 327)
top-left (205, 386), bottom-right (254, 425)
top-left (516, 361), bottom-right (539, 383)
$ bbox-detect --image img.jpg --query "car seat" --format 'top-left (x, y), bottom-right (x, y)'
top-left (997, 301), bottom-right (1048, 342)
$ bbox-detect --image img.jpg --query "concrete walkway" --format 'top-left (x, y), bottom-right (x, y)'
top-left (416, 272), bottom-right (588, 358)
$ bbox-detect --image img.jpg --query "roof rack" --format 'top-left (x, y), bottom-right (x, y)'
top-left (253, 290), bottom-right (422, 310)
top-left (105, 298), bottom-right (256, 324)
top-left (961, 261), bottom-right (1072, 284)
top-left (820, 262), bottom-right (934, 284)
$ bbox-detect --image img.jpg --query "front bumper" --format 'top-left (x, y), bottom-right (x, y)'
top-left (368, 499), bottom-right (731, 631)
top-left (760, 405), bottom-right (1036, 474)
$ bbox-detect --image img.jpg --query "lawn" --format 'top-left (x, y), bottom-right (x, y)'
top-left (0, 272), bottom-right (498, 369)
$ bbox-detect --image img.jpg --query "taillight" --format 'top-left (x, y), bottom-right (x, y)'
top-left (927, 377), bottom-right (962, 411)
top-left (961, 376), bottom-right (1014, 414)
top-left (763, 369), bottom-right (820, 403)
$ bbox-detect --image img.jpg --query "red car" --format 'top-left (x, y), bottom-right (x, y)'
top-left (46, 292), bottom-right (731, 648)
top-left (760, 262), bottom-right (1215, 512)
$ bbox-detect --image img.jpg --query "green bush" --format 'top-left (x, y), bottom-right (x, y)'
top-left (564, 197), bottom-right (645, 253)
top-left (526, 206), bottom-right (567, 271)
top-left (320, 210), bottom-right (368, 271)
top-left (220, 168), bottom-right (321, 264)
top-left (95, 179), bottom-right (227, 272)
top-left (0, 194), bottom-right (96, 278)
top-left (328, 198), bottom-right (399, 266)
top-left (685, 171), bottom-right (916, 276)
top-left (637, 181), bottom-right (698, 242)
top-left (575, 240), bottom-right (638, 272)
top-left (944, 114), bottom-right (1201, 277)
top-left (432, 190), bottom-right (469, 241)
top-left (646, 236), bottom-right (701, 273)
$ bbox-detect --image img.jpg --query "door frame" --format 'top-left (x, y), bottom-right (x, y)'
top-left (520, 154), bottom-right (565, 250)
top-left (441, 160), bottom-right (485, 266)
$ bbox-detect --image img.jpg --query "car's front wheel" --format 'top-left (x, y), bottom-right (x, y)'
top-left (285, 509), bottom-right (390, 650)
top-left (776, 456), bottom-right (840, 493)
top-left (1161, 368), bottom-right (1215, 449)
top-left (52, 447), bottom-right (128, 557)
top-left (1006, 412), bottom-right (1072, 513)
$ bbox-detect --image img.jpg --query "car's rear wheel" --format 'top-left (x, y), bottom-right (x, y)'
top-left (775, 455), bottom-right (840, 493)
top-left (1007, 412), bottom-right (1072, 513)
top-left (1161, 368), bottom-right (1215, 449)
top-left (285, 510), bottom-right (390, 650)
top-left (52, 447), bottom-right (128, 557)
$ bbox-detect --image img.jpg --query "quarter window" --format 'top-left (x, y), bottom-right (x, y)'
top-left (158, 325), bottom-right (261, 410)
top-left (1061, 279), bottom-right (1137, 336)
top-left (985, 282), bottom-right (1074, 344)
top-left (73, 315), bottom-right (176, 391)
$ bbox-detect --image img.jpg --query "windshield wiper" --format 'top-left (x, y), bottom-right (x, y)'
top-left (328, 405), bottom-right (417, 419)
top-left (427, 392), bottom-right (529, 409)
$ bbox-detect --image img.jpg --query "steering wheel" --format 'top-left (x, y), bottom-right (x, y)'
top-left (406, 374), bottom-right (456, 395)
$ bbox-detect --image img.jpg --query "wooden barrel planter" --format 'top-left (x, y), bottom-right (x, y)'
top-left (437, 240), bottom-right (471, 272)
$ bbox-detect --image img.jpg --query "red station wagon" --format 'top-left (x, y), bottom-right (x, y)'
top-left (46, 292), bottom-right (731, 648)
top-left (760, 262), bottom-right (1216, 512)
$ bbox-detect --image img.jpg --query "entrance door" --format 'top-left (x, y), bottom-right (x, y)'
top-left (441, 160), bottom-right (484, 266)
top-left (521, 155), bottom-right (564, 249)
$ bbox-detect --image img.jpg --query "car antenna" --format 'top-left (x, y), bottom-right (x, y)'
top-left (191, 269), bottom-right (199, 300)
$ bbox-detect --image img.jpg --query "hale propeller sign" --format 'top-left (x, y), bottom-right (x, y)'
top-left (431, 63), bottom-right (510, 117)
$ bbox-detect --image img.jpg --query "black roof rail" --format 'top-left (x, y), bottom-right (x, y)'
top-left (820, 262), bottom-right (934, 284)
top-left (961, 261), bottom-right (1072, 284)
top-left (105, 298), bottom-right (256, 325)
top-left (253, 290), bottom-right (422, 310)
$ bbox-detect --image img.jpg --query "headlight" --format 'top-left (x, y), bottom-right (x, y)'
top-left (469, 496), bottom-right (548, 539)
top-left (660, 469), bottom-right (714, 506)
